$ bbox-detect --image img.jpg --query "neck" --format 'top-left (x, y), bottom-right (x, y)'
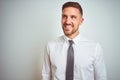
top-left (67, 31), bottom-right (79, 39)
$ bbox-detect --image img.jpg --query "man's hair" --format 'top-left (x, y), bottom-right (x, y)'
top-left (62, 1), bottom-right (83, 16)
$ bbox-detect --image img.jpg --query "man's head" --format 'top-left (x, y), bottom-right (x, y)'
top-left (61, 2), bottom-right (84, 39)
top-left (62, 2), bottom-right (83, 16)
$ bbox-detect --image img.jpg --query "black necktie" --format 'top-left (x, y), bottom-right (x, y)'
top-left (66, 40), bottom-right (74, 80)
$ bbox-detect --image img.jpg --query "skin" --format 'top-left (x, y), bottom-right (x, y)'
top-left (61, 7), bottom-right (84, 39)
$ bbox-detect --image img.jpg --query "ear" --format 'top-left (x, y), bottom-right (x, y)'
top-left (81, 17), bottom-right (84, 23)
top-left (80, 17), bottom-right (84, 24)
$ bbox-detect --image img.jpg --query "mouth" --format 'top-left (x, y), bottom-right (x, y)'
top-left (63, 24), bottom-right (72, 30)
top-left (63, 26), bottom-right (71, 31)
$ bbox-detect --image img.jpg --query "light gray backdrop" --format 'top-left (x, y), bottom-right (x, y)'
top-left (0, 0), bottom-right (120, 80)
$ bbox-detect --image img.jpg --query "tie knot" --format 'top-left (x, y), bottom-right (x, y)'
top-left (69, 40), bottom-right (74, 46)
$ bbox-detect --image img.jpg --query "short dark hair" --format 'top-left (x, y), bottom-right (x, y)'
top-left (62, 1), bottom-right (83, 16)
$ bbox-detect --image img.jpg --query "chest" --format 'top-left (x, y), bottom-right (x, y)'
top-left (49, 43), bottom-right (96, 70)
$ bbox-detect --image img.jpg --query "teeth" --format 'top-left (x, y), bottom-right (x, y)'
top-left (66, 26), bottom-right (71, 28)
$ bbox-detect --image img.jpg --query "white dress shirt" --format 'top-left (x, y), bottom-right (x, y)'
top-left (42, 34), bottom-right (107, 80)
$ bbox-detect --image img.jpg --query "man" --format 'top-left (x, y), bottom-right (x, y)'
top-left (42, 1), bottom-right (107, 80)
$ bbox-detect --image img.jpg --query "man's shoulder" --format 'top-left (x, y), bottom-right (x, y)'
top-left (47, 35), bottom-right (64, 45)
top-left (79, 36), bottom-right (100, 47)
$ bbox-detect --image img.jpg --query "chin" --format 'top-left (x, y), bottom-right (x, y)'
top-left (64, 30), bottom-right (72, 36)
top-left (65, 33), bottom-right (71, 36)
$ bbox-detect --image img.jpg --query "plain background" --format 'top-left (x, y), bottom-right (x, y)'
top-left (0, 0), bottom-right (120, 80)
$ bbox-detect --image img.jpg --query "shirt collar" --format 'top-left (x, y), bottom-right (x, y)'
top-left (63, 34), bottom-right (82, 45)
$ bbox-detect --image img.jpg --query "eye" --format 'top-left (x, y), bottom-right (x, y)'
top-left (71, 15), bottom-right (76, 19)
top-left (62, 15), bottom-right (67, 19)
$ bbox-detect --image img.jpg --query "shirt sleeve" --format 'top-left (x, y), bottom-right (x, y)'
top-left (94, 43), bottom-right (107, 80)
top-left (42, 44), bottom-right (52, 80)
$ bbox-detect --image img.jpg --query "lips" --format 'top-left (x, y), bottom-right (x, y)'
top-left (63, 24), bottom-right (72, 29)
top-left (63, 25), bottom-right (71, 30)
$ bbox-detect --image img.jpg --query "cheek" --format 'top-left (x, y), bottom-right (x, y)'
top-left (76, 20), bottom-right (81, 26)
top-left (73, 22), bottom-right (80, 29)
top-left (61, 19), bottom-right (65, 25)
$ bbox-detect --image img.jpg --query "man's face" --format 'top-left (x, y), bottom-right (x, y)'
top-left (61, 7), bottom-right (83, 38)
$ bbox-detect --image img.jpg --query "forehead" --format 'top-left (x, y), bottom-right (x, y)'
top-left (62, 7), bottom-right (80, 15)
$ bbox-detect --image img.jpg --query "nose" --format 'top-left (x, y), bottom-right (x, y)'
top-left (65, 17), bottom-right (71, 24)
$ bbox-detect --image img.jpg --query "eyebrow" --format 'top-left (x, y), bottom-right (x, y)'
top-left (62, 14), bottom-right (77, 18)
